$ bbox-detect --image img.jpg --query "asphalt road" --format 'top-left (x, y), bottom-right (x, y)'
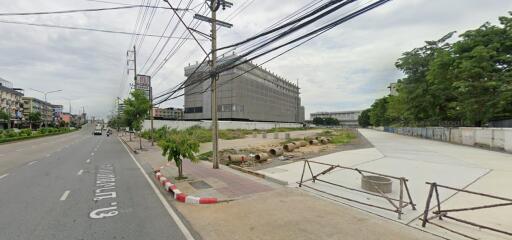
top-left (0, 124), bottom-right (190, 240)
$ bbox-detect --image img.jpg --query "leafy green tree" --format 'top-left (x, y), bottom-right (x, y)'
top-left (312, 117), bottom-right (324, 125)
top-left (159, 133), bottom-right (200, 180)
top-left (0, 110), bottom-right (8, 121)
top-left (324, 117), bottom-right (339, 126)
top-left (369, 97), bottom-right (390, 126)
top-left (123, 90), bottom-right (151, 149)
top-left (449, 15), bottom-right (512, 126)
top-left (28, 112), bottom-right (42, 129)
top-left (358, 109), bottom-right (371, 127)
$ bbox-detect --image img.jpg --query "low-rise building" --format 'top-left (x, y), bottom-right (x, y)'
top-left (310, 110), bottom-right (363, 127)
top-left (0, 77), bottom-right (24, 128)
top-left (22, 97), bottom-right (53, 125)
top-left (153, 107), bottom-right (183, 120)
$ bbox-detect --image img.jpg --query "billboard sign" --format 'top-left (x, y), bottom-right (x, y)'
top-left (135, 75), bottom-right (151, 90)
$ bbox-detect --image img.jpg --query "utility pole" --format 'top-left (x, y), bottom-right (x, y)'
top-left (127, 45), bottom-right (137, 86)
top-left (149, 79), bottom-right (154, 146)
top-left (194, 0), bottom-right (233, 169)
top-left (116, 97), bottom-right (121, 132)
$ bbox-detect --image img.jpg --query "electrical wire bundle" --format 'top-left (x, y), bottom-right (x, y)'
top-left (152, 0), bottom-right (390, 105)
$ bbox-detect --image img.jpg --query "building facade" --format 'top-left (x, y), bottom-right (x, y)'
top-left (153, 107), bottom-right (183, 120)
top-left (183, 55), bottom-right (305, 123)
top-left (310, 110), bottom-right (363, 127)
top-left (0, 78), bottom-right (24, 128)
top-left (22, 97), bottom-right (53, 124)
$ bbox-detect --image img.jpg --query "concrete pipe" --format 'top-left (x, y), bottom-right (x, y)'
top-left (294, 141), bottom-right (307, 147)
top-left (309, 139), bottom-right (319, 145)
top-left (283, 143), bottom-right (296, 152)
top-left (361, 175), bottom-right (392, 193)
top-left (255, 153), bottom-right (269, 162)
top-left (269, 147), bottom-right (284, 156)
top-left (228, 155), bottom-right (247, 163)
top-left (319, 137), bottom-right (329, 144)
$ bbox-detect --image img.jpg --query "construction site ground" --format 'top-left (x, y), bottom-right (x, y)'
top-left (258, 129), bottom-right (512, 240)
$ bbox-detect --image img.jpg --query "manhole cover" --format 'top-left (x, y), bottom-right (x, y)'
top-left (189, 180), bottom-right (212, 190)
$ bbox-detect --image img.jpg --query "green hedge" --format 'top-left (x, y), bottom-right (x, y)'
top-left (0, 128), bottom-right (77, 144)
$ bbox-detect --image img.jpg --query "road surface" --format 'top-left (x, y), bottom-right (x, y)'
top-left (0, 124), bottom-right (192, 240)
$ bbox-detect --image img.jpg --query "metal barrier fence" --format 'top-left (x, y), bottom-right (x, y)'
top-left (298, 160), bottom-right (416, 219)
top-left (421, 182), bottom-right (512, 240)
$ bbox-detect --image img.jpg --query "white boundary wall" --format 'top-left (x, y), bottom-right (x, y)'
top-left (373, 127), bottom-right (512, 154)
top-left (143, 120), bottom-right (302, 131)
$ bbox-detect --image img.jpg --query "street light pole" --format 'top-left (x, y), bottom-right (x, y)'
top-left (30, 88), bottom-right (62, 128)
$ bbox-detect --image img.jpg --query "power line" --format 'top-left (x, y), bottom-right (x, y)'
top-left (154, 0), bottom-right (390, 105)
top-left (0, 5), bottom-right (188, 16)
top-left (0, 19), bottom-right (207, 40)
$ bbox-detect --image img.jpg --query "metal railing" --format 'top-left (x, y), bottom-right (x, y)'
top-left (298, 160), bottom-right (416, 219)
top-left (421, 182), bottom-right (512, 240)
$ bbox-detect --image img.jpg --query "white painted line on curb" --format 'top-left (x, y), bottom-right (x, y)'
top-left (86, 159), bottom-right (91, 163)
top-left (119, 138), bottom-right (195, 240)
top-left (27, 161), bottom-right (38, 166)
top-left (60, 190), bottom-right (70, 201)
top-left (0, 173), bottom-right (9, 180)
top-left (77, 169), bottom-right (84, 175)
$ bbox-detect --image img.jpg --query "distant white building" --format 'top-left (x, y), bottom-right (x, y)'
top-left (310, 110), bottom-right (363, 127)
top-left (388, 82), bottom-right (398, 96)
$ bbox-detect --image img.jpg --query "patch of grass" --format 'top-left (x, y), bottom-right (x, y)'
top-left (328, 131), bottom-right (356, 145)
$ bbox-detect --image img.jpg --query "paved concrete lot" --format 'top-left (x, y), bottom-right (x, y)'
top-left (259, 129), bottom-right (512, 239)
top-left (0, 125), bottom-right (191, 240)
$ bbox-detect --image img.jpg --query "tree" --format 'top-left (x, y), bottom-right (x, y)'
top-left (358, 109), bottom-right (371, 127)
top-left (28, 112), bottom-right (42, 129)
top-left (312, 117), bottom-right (324, 125)
top-left (159, 133), bottom-right (200, 180)
top-left (123, 90), bottom-right (151, 149)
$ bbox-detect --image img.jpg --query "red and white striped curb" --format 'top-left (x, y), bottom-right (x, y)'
top-left (154, 170), bottom-right (218, 204)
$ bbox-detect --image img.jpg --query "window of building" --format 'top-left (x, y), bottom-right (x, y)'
top-left (184, 106), bottom-right (203, 113)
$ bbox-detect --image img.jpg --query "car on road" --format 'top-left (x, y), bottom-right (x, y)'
top-left (93, 128), bottom-right (102, 135)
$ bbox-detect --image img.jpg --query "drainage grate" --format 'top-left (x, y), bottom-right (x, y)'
top-left (189, 180), bottom-right (212, 190)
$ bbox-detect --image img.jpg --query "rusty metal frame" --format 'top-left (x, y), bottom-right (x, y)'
top-left (421, 182), bottom-right (512, 239)
top-left (297, 160), bottom-right (416, 219)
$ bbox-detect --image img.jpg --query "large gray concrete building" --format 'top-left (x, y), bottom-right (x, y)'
top-left (310, 110), bottom-right (362, 127)
top-left (183, 55), bottom-right (305, 123)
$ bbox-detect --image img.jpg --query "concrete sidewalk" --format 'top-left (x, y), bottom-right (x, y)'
top-left (120, 134), bottom-right (275, 200)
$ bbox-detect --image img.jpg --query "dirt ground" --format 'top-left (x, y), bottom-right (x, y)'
top-left (224, 130), bottom-right (374, 171)
top-left (176, 188), bottom-right (443, 240)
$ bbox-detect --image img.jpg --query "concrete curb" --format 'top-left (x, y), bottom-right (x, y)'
top-left (119, 137), bottom-right (138, 154)
top-left (154, 170), bottom-right (219, 204)
top-left (228, 165), bottom-right (289, 186)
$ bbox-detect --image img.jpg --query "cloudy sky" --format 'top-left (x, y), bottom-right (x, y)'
top-left (0, 0), bottom-right (510, 119)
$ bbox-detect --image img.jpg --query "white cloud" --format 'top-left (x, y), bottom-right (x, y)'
top-left (0, 0), bottom-right (510, 119)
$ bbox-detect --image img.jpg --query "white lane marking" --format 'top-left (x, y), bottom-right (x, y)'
top-left (119, 138), bottom-right (195, 240)
top-left (77, 169), bottom-right (84, 175)
top-left (86, 159), bottom-right (91, 163)
top-left (46, 154), bottom-right (51, 157)
top-left (60, 190), bottom-right (70, 201)
top-left (27, 161), bottom-right (38, 166)
top-left (0, 173), bottom-right (9, 179)
top-left (16, 148), bottom-right (24, 152)
top-left (91, 152), bottom-right (95, 156)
